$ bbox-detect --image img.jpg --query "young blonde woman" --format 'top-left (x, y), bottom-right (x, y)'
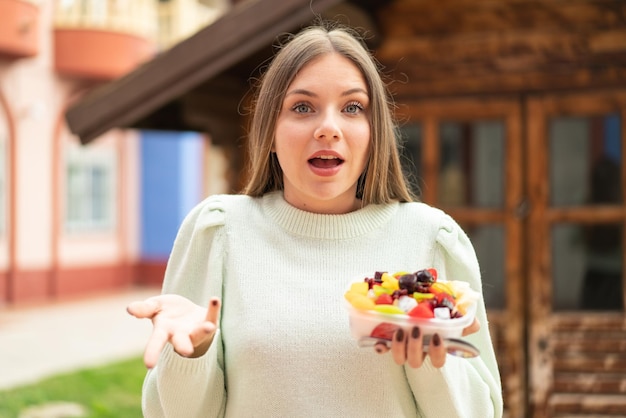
top-left (128, 25), bottom-right (504, 417)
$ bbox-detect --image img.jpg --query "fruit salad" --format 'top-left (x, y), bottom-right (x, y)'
top-left (344, 269), bottom-right (481, 340)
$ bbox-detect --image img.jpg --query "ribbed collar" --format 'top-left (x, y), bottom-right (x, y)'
top-left (261, 191), bottom-right (399, 240)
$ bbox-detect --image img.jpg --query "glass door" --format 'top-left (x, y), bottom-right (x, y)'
top-left (399, 97), bottom-right (525, 418)
top-left (527, 91), bottom-right (626, 418)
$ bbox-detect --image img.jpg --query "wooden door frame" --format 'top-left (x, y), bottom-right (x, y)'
top-left (397, 96), bottom-right (526, 418)
top-left (526, 89), bottom-right (626, 417)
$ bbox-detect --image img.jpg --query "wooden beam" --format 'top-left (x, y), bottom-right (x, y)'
top-left (549, 393), bottom-right (626, 415)
top-left (377, 30), bottom-right (626, 73)
top-left (385, 68), bottom-right (626, 99)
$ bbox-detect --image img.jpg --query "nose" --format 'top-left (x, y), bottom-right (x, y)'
top-left (314, 110), bottom-right (341, 141)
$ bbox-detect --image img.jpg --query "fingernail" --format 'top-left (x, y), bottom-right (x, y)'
top-left (395, 328), bottom-right (404, 342)
top-left (211, 299), bottom-right (218, 306)
top-left (375, 344), bottom-right (384, 353)
top-left (432, 333), bottom-right (441, 346)
top-left (411, 327), bottom-right (420, 339)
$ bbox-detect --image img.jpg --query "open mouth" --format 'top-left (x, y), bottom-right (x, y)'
top-left (308, 155), bottom-right (344, 169)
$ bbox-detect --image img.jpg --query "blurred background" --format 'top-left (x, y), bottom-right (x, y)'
top-left (1, 1), bottom-right (625, 417)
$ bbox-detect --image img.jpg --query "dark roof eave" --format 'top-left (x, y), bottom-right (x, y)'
top-left (65, 0), bottom-right (344, 144)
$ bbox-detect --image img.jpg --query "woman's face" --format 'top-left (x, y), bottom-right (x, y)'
top-left (274, 53), bottom-right (371, 214)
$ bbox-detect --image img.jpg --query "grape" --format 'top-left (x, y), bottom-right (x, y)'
top-left (398, 273), bottom-right (418, 293)
top-left (416, 269), bottom-right (435, 284)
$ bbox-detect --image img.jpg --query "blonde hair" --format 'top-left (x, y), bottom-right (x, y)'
top-left (242, 25), bottom-right (415, 204)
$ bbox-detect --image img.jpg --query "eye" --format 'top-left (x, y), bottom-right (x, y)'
top-left (292, 102), bottom-right (311, 113)
top-left (344, 101), bottom-right (364, 114)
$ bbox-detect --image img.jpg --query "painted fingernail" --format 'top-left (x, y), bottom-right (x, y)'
top-left (211, 299), bottom-right (219, 306)
top-left (395, 328), bottom-right (404, 342)
top-left (432, 333), bottom-right (441, 346)
top-left (411, 327), bottom-right (420, 339)
top-left (375, 344), bottom-right (385, 353)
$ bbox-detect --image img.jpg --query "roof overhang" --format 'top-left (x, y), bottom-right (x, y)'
top-left (65, 0), bottom-right (385, 145)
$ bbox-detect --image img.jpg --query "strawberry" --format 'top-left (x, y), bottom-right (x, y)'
top-left (375, 293), bottom-right (394, 305)
top-left (408, 302), bottom-right (435, 318)
top-left (370, 322), bottom-right (398, 340)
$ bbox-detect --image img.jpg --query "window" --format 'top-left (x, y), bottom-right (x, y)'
top-left (438, 120), bottom-right (505, 208)
top-left (549, 114), bottom-right (623, 311)
top-left (65, 145), bottom-right (116, 233)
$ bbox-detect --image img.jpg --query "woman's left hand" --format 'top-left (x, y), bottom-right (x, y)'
top-left (374, 318), bottom-right (480, 368)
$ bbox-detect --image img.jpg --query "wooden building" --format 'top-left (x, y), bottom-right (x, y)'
top-left (66, 0), bottom-right (626, 416)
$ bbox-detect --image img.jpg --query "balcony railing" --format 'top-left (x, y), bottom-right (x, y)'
top-left (54, 0), bottom-right (158, 40)
top-left (157, 0), bottom-right (229, 49)
top-left (53, 0), bottom-right (161, 79)
top-left (54, 0), bottom-right (230, 50)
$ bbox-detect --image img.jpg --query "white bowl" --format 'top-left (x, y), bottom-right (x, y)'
top-left (344, 296), bottom-right (477, 342)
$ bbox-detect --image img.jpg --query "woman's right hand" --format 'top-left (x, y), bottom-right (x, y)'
top-left (127, 295), bottom-right (221, 368)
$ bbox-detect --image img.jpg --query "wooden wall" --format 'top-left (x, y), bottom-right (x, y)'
top-left (375, 0), bottom-right (626, 99)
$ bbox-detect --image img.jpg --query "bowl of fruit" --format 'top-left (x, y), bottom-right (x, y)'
top-left (344, 268), bottom-right (480, 351)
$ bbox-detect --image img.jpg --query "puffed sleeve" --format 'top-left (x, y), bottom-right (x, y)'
top-left (142, 195), bottom-right (228, 418)
top-left (405, 213), bottom-right (504, 418)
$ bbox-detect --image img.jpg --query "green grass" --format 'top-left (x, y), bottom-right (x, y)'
top-left (0, 357), bottom-right (146, 418)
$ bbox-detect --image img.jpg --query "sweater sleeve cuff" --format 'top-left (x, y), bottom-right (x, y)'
top-left (158, 331), bottom-right (221, 376)
top-left (145, 331), bottom-right (226, 417)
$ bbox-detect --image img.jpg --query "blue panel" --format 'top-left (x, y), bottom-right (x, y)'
top-left (140, 131), bottom-right (181, 260)
top-left (140, 130), bottom-right (204, 260)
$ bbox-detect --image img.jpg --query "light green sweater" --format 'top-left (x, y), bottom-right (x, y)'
top-left (143, 192), bottom-right (503, 418)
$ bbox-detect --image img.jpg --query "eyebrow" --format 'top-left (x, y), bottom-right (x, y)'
top-left (285, 88), bottom-right (369, 97)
